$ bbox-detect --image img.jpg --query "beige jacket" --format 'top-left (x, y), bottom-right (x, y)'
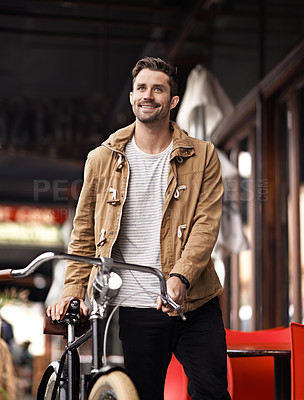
top-left (62, 121), bottom-right (224, 315)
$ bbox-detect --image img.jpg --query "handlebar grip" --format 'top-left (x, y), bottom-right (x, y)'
top-left (0, 269), bottom-right (13, 280)
top-left (43, 316), bottom-right (68, 336)
top-left (43, 316), bottom-right (91, 337)
top-left (161, 295), bottom-right (187, 321)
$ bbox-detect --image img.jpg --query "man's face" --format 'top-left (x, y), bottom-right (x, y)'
top-left (130, 69), bottom-right (179, 124)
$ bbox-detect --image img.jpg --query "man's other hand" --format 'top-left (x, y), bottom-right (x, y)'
top-left (156, 276), bottom-right (186, 313)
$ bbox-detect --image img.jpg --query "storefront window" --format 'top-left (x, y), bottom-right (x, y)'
top-left (237, 139), bottom-right (253, 330)
top-left (298, 86), bottom-right (304, 322)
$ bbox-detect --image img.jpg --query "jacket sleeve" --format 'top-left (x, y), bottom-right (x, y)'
top-left (170, 143), bottom-right (223, 286)
top-left (61, 153), bottom-right (97, 299)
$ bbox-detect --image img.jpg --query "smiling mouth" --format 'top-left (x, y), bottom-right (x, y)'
top-left (139, 104), bottom-right (158, 109)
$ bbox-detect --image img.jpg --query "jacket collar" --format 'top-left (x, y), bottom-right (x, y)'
top-left (170, 121), bottom-right (195, 159)
top-left (102, 120), bottom-right (195, 159)
top-left (102, 122), bottom-right (136, 153)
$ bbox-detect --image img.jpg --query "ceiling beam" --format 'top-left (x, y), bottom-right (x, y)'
top-left (30, 0), bottom-right (183, 16)
top-left (0, 27), bottom-right (165, 43)
top-left (167, 0), bottom-right (215, 63)
top-left (0, 9), bottom-right (176, 33)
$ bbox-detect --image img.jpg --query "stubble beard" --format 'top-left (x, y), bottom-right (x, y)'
top-left (133, 102), bottom-right (171, 124)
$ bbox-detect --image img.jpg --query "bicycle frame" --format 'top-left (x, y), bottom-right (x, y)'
top-left (0, 252), bottom-right (186, 400)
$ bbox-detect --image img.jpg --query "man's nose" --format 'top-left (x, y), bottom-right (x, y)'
top-left (143, 88), bottom-right (154, 99)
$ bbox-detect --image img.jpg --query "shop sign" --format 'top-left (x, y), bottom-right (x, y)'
top-left (0, 204), bottom-right (69, 246)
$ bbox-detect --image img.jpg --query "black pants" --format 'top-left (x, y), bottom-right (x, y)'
top-left (119, 297), bottom-right (231, 400)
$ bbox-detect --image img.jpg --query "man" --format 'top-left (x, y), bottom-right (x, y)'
top-left (47, 57), bottom-right (230, 400)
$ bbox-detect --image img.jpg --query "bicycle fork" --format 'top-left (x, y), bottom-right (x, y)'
top-left (52, 305), bottom-right (109, 400)
top-left (66, 322), bottom-right (80, 400)
top-left (52, 328), bottom-right (92, 400)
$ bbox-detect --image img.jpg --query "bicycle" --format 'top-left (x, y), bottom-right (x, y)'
top-left (0, 251), bottom-right (186, 400)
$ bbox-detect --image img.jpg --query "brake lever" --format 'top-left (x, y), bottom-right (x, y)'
top-left (161, 294), bottom-right (186, 321)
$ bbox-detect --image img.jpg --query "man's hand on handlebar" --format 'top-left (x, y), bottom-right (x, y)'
top-left (46, 297), bottom-right (89, 321)
top-left (156, 276), bottom-right (186, 313)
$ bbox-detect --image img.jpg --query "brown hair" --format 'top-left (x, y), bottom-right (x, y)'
top-left (132, 57), bottom-right (178, 97)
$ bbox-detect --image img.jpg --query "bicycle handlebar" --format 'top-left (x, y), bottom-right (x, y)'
top-left (0, 252), bottom-right (186, 320)
top-left (0, 252), bottom-right (106, 279)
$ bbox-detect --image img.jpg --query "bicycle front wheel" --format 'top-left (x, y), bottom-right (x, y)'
top-left (37, 363), bottom-right (68, 400)
top-left (88, 370), bottom-right (139, 400)
top-left (37, 365), bottom-right (60, 400)
top-left (42, 370), bottom-right (59, 400)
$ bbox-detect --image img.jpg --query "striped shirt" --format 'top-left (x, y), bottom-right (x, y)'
top-left (111, 135), bottom-right (173, 307)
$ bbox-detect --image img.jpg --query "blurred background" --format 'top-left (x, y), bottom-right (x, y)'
top-left (0, 0), bottom-right (303, 398)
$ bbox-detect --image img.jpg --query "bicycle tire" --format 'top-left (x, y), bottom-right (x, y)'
top-left (88, 370), bottom-right (139, 400)
top-left (37, 365), bottom-right (59, 400)
top-left (43, 370), bottom-right (59, 400)
top-left (37, 363), bottom-right (67, 400)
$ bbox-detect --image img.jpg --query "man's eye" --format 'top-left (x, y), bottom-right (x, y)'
top-left (138, 87), bottom-right (145, 91)
top-left (154, 88), bottom-right (162, 92)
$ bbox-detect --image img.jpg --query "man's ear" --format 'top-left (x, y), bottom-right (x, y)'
top-left (129, 92), bottom-right (133, 105)
top-left (170, 95), bottom-right (179, 110)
